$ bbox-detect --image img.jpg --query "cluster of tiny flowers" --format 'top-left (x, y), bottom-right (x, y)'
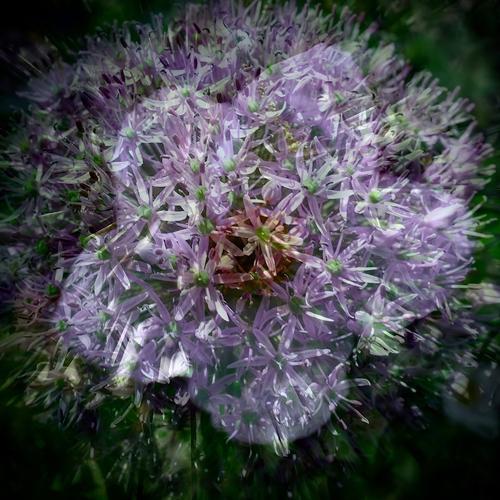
top-left (0, 0), bottom-right (493, 451)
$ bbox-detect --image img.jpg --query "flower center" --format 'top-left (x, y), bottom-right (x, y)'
top-left (208, 208), bottom-right (305, 295)
top-left (326, 259), bottom-right (343, 275)
top-left (255, 225), bottom-right (271, 243)
top-left (193, 270), bottom-right (210, 287)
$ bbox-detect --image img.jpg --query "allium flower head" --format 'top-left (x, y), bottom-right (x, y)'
top-left (1, 0), bottom-right (493, 453)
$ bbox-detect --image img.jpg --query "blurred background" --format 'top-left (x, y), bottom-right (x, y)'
top-left (0, 1), bottom-right (499, 498)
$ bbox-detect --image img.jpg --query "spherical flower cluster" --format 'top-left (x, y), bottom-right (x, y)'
top-left (0, 0), bottom-right (493, 451)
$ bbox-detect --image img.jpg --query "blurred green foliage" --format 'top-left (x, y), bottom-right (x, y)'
top-left (0, 1), bottom-right (499, 498)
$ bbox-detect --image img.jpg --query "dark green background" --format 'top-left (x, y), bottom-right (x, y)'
top-left (1, 1), bottom-right (499, 498)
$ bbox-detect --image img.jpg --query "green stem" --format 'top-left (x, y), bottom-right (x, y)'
top-left (190, 405), bottom-right (197, 500)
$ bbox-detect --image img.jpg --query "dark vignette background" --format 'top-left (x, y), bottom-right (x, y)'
top-left (0, 1), bottom-right (499, 498)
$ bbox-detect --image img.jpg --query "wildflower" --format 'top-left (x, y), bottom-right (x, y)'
top-left (1, 0), bottom-right (493, 452)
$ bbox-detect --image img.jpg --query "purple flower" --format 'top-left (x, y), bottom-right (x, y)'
top-left (1, 0), bottom-right (493, 453)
